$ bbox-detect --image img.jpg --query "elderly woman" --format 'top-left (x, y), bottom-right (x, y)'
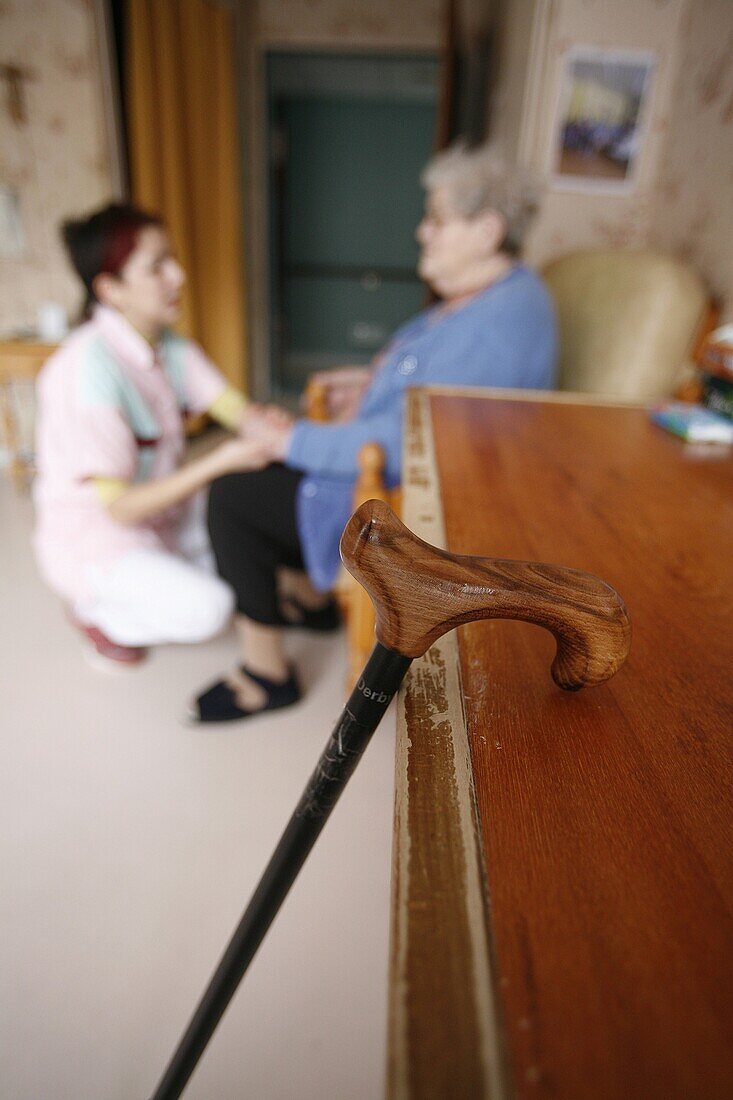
top-left (191, 144), bottom-right (557, 722)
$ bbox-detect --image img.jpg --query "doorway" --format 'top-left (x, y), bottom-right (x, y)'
top-left (266, 52), bottom-right (439, 399)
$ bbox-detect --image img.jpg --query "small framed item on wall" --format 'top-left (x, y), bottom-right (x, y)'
top-left (551, 47), bottom-right (656, 193)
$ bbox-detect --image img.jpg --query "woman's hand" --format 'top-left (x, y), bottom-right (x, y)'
top-left (241, 407), bottom-right (294, 462)
top-left (207, 437), bottom-right (272, 477)
top-left (107, 438), bottom-right (271, 526)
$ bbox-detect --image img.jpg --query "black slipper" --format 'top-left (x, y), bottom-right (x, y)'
top-left (189, 665), bottom-right (301, 724)
top-left (279, 597), bottom-right (341, 632)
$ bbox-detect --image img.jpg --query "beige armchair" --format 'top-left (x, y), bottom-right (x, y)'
top-left (541, 249), bottom-right (711, 400)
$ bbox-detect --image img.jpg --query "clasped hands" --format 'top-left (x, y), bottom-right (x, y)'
top-left (241, 402), bottom-right (295, 460)
top-left (208, 402), bottom-right (294, 477)
top-left (210, 365), bottom-right (373, 477)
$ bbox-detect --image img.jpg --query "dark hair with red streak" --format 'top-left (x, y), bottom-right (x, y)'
top-left (61, 203), bottom-right (164, 320)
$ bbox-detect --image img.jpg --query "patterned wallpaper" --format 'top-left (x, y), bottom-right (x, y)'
top-left (257, 0), bottom-right (442, 51)
top-left (518, 0), bottom-right (732, 319)
top-left (521, 0), bottom-right (688, 266)
top-left (650, 0), bottom-right (733, 319)
top-left (0, 0), bottom-right (115, 337)
top-left (1, 0), bottom-right (730, 336)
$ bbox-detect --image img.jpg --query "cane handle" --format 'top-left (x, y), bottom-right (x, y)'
top-left (340, 499), bottom-right (630, 690)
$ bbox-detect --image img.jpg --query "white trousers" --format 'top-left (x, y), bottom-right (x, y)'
top-left (75, 495), bottom-right (235, 647)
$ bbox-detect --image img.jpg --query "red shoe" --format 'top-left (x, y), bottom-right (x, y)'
top-left (75, 622), bottom-right (148, 670)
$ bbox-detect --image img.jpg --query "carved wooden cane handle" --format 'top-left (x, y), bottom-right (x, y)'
top-left (340, 499), bottom-right (631, 690)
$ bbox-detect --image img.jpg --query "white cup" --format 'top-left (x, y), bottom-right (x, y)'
top-left (37, 301), bottom-right (68, 342)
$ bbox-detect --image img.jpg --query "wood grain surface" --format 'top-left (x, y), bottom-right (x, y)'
top-left (396, 388), bottom-right (733, 1100)
top-left (388, 390), bottom-right (504, 1100)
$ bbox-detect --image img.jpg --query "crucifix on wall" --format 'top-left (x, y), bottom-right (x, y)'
top-left (0, 63), bottom-right (34, 125)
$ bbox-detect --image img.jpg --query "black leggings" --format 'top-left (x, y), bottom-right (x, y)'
top-left (207, 465), bottom-right (304, 625)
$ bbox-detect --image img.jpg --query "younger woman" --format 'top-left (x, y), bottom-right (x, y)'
top-left (33, 203), bottom-right (267, 667)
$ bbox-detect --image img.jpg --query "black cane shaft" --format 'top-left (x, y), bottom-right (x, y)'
top-left (150, 643), bottom-right (411, 1100)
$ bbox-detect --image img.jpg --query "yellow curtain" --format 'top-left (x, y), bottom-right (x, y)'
top-left (125, 0), bottom-right (248, 390)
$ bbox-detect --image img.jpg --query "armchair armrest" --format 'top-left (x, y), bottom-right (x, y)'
top-left (301, 373), bottom-right (400, 690)
top-left (304, 378), bottom-right (330, 422)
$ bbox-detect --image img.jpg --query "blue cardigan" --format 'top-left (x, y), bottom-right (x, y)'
top-left (285, 265), bottom-right (557, 590)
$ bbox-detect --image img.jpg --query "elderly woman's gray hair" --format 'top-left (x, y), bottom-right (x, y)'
top-left (421, 143), bottom-right (542, 256)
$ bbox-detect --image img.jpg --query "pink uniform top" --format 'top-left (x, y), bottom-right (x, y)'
top-left (33, 305), bottom-right (228, 603)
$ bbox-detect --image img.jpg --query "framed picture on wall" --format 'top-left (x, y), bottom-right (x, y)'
top-left (551, 47), bottom-right (656, 193)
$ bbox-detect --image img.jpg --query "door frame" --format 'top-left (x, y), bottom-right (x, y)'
top-left (238, 25), bottom-right (449, 403)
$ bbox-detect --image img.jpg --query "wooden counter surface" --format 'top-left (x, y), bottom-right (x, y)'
top-left (388, 387), bottom-right (733, 1100)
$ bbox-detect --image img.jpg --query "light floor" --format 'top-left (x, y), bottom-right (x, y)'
top-left (0, 479), bottom-right (396, 1100)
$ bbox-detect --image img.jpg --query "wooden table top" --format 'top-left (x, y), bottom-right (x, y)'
top-left (389, 387), bottom-right (733, 1100)
top-left (0, 339), bottom-right (56, 379)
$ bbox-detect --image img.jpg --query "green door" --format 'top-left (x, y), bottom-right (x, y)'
top-left (267, 54), bottom-right (438, 396)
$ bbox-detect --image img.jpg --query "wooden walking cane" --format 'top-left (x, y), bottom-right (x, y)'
top-left (149, 499), bottom-right (631, 1100)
